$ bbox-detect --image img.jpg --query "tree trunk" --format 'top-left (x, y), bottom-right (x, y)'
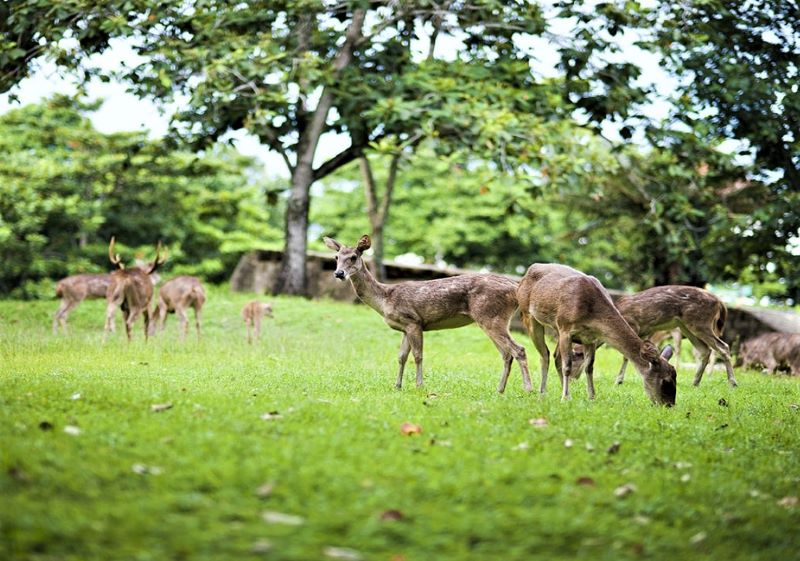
top-left (275, 164), bottom-right (313, 295)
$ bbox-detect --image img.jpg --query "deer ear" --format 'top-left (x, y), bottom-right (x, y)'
top-left (323, 237), bottom-right (342, 252)
top-left (640, 341), bottom-right (660, 364)
top-left (356, 235), bottom-right (371, 253)
top-left (660, 344), bottom-right (674, 362)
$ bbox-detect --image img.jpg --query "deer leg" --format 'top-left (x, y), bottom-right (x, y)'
top-left (245, 318), bottom-right (253, 344)
top-left (143, 308), bottom-right (151, 342)
top-left (584, 343), bottom-right (597, 400)
top-left (103, 302), bottom-right (117, 343)
top-left (531, 321), bottom-right (549, 394)
top-left (701, 333), bottom-right (738, 387)
top-left (123, 309), bottom-right (134, 342)
top-left (395, 334), bottom-right (410, 389)
top-left (255, 315), bottom-right (262, 342)
top-left (53, 300), bottom-right (69, 334)
top-left (476, 317), bottom-right (532, 394)
top-left (684, 331), bottom-right (711, 386)
top-left (615, 358), bottom-right (629, 385)
top-left (177, 308), bottom-right (189, 341)
top-left (557, 331), bottom-right (573, 401)
top-left (673, 328), bottom-right (683, 370)
top-left (406, 325), bottom-right (424, 388)
top-left (194, 307), bottom-right (202, 340)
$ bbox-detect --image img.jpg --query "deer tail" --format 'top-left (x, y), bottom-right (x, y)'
top-left (55, 281), bottom-right (64, 298)
top-left (520, 309), bottom-right (533, 339)
top-left (716, 302), bottom-right (727, 337)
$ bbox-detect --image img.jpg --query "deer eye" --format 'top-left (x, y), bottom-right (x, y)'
top-left (350, 256), bottom-right (357, 262)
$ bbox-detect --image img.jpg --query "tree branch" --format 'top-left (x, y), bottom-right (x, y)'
top-left (312, 143), bottom-right (366, 181)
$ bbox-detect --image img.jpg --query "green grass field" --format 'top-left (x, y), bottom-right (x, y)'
top-left (2, 288), bottom-right (799, 561)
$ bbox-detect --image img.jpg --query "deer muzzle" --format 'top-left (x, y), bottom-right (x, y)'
top-left (334, 270), bottom-right (345, 280)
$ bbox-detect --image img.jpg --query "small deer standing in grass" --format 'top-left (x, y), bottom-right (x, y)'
top-left (53, 273), bottom-right (113, 334)
top-left (517, 263), bottom-right (676, 405)
top-left (150, 276), bottom-right (206, 340)
top-left (613, 285), bottom-right (737, 387)
top-left (104, 237), bottom-right (166, 342)
top-left (739, 332), bottom-right (800, 375)
top-left (242, 301), bottom-right (274, 344)
top-left (323, 235), bottom-right (532, 392)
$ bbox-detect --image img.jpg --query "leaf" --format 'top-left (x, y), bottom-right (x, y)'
top-left (151, 403), bottom-right (173, 413)
top-left (70, 392), bottom-right (82, 400)
top-left (250, 539), bottom-right (273, 554)
top-left (576, 476), bottom-right (595, 486)
top-left (689, 531), bottom-right (707, 544)
top-left (63, 425), bottom-right (81, 436)
top-left (255, 482), bottom-right (274, 498)
top-left (614, 483), bottom-right (636, 497)
top-left (38, 421), bottom-right (53, 431)
top-left (607, 442), bottom-right (621, 454)
top-left (379, 509), bottom-right (404, 521)
top-left (564, 439), bottom-right (574, 448)
top-left (132, 463), bottom-right (162, 475)
top-left (323, 547), bottom-right (363, 560)
top-left (262, 511), bottom-right (304, 525)
top-left (777, 496), bottom-right (798, 509)
top-left (400, 422), bottom-right (422, 436)
top-left (528, 417), bottom-right (548, 427)
top-left (261, 411), bottom-right (282, 420)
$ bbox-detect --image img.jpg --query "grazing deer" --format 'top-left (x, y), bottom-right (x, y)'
top-left (517, 263), bottom-right (676, 405)
top-left (739, 332), bottom-right (800, 375)
top-left (323, 235), bottom-right (532, 393)
top-left (613, 286), bottom-right (737, 387)
top-left (242, 301), bottom-right (274, 344)
top-left (53, 273), bottom-right (113, 334)
top-left (103, 237), bottom-right (166, 342)
top-left (150, 276), bottom-right (206, 340)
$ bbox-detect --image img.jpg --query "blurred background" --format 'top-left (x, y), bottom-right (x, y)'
top-left (1, 1), bottom-right (797, 307)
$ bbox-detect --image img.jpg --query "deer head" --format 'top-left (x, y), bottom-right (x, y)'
top-left (641, 344), bottom-right (677, 406)
top-left (323, 235), bottom-right (371, 281)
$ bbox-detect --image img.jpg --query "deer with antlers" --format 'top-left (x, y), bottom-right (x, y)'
top-left (53, 273), bottom-right (113, 334)
top-left (517, 263), bottom-right (677, 405)
top-left (104, 237), bottom-right (166, 342)
top-left (150, 276), bottom-right (206, 340)
top-left (613, 285), bottom-right (737, 387)
top-left (242, 301), bottom-right (274, 344)
top-left (323, 235), bottom-right (532, 392)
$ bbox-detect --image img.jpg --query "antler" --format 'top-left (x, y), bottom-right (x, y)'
top-left (108, 237), bottom-right (125, 269)
top-left (148, 241), bottom-right (167, 274)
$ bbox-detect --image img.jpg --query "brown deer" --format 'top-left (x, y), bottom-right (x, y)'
top-left (517, 263), bottom-right (676, 405)
top-left (103, 237), bottom-right (166, 342)
top-left (242, 301), bottom-right (274, 344)
top-left (739, 332), bottom-right (800, 375)
top-left (323, 235), bottom-right (532, 393)
top-left (53, 273), bottom-right (113, 334)
top-left (150, 276), bottom-right (206, 340)
top-left (613, 286), bottom-right (737, 387)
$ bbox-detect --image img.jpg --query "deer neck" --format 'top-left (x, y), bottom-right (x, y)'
top-left (349, 265), bottom-right (387, 314)
top-left (602, 316), bottom-right (651, 372)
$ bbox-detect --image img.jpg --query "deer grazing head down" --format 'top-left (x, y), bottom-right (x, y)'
top-left (640, 343), bottom-right (677, 406)
top-left (324, 235), bottom-right (371, 280)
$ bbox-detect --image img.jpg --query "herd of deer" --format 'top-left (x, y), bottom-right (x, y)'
top-left (53, 238), bottom-right (274, 344)
top-left (324, 235), bottom-right (800, 407)
top-left (53, 235), bottom-right (798, 406)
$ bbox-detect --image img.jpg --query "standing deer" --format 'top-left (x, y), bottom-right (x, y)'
top-left (613, 286), bottom-right (737, 387)
top-left (242, 301), bottom-right (274, 344)
top-left (150, 276), bottom-right (206, 340)
top-left (323, 235), bottom-right (532, 393)
top-left (739, 332), bottom-right (800, 375)
top-left (517, 263), bottom-right (676, 405)
top-left (103, 237), bottom-right (166, 342)
top-left (53, 273), bottom-right (112, 334)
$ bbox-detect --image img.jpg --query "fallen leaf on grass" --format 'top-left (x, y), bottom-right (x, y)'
top-left (38, 421), bottom-right (53, 431)
top-left (576, 476), bottom-right (595, 487)
top-left (633, 515), bottom-right (651, 525)
top-left (614, 483), bottom-right (637, 498)
top-left (607, 442), bottom-right (621, 455)
top-left (131, 463), bottom-right (162, 475)
top-left (323, 546), bottom-right (362, 560)
top-left (260, 411), bottom-right (282, 421)
top-left (379, 509), bottom-right (404, 521)
top-left (250, 539), bottom-right (273, 554)
top-left (8, 466), bottom-right (30, 482)
top-left (564, 439), bottom-right (574, 448)
top-left (585, 442), bottom-right (595, 452)
top-left (680, 473), bottom-right (691, 483)
top-left (674, 461), bottom-right (693, 470)
top-left (777, 496), bottom-right (798, 509)
top-left (512, 442), bottom-right (529, 451)
top-left (151, 403), bottom-right (173, 413)
top-left (400, 422), bottom-right (422, 436)
top-left (255, 482), bottom-right (275, 498)
top-left (63, 425), bottom-right (81, 436)
top-left (789, 404), bottom-right (799, 411)
top-left (262, 511), bottom-right (304, 525)
top-left (70, 392), bottom-right (81, 400)
top-left (528, 417), bottom-right (548, 428)
top-left (689, 531), bottom-right (707, 544)
top-left (429, 438), bottom-right (452, 447)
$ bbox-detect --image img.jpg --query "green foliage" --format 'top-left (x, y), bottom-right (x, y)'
top-left (0, 96), bottom-right (281, 296)
top-left (2, 293), bottom-right (799, 560)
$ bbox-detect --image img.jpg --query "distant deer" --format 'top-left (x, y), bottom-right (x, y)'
top-left (517, 263), bottom-right (676, 405)
top-left (323, 235), bottom-right (532, 393)
top-left (739, 332), bottom-right (800, 375)
top-left (53, 273), bottom-right (112, 334)
top-left (613, 286), bottom-right (737, 387)
top-left (103, 237), bottom-right (166, 342)
top-left (151, 276), bottom-right (206, 340)
top-left (242, 301), bottom-right (274, 344)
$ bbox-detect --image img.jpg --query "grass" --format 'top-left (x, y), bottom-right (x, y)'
top-left (1, 287), bottom-right (799, 561)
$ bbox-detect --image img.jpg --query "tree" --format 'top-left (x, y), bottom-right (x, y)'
top-left (0, 96), bottom-right (280, 297)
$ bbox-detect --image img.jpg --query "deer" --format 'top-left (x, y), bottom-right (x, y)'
top-left (150, 276), bottom-right (206, 340)
top-left (739, 332), bottom-right (800, 375)
top-left (103, 237), bottom-right (166, 342)
top-left (242, 301), bottom-right (274, 344)
top-left (323, 235), bottom-right (532, 393)
top-left (517, 263), bottom-right (677, 405)
top-left (53, 273), bottom-right (113, 334)
top-left (612, 286), bottom-right (737, 387)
